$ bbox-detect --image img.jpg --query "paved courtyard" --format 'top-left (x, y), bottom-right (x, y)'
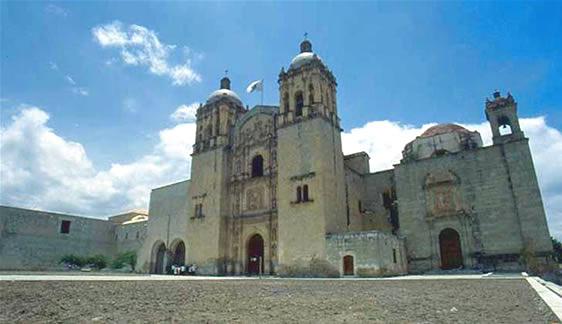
top-left (0, 274), bottom-right (559, 323)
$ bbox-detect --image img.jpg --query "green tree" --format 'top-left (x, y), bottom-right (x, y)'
top-left (111, 251), bottom-right (137, 271)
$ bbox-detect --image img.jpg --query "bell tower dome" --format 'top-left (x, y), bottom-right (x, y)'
top-left (277, 37), bottom-right (339, 129)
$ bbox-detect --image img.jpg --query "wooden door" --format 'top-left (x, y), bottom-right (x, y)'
top-left (247, 234), bottom-right (264, 275)
top-left (343, 255), bottom-right (354, 275)
top-left (439, 228), bottom-right (463, 270)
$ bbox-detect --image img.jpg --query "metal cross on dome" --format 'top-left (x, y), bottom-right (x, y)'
top-left (304, 32), bottom-right (308, 40)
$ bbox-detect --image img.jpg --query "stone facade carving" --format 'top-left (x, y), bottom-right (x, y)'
top-left (424, 170), bottom-right (462, 218)
top-left (246, 187), bottom-right (264, 211)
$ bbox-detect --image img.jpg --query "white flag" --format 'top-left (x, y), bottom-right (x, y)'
top-left (246, 79), bottom-right (263, 93)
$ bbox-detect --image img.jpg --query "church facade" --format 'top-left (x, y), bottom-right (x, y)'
top-left (135, 39), bottom-right (553, 276)
top-left (0, 39), bottom-right (552, 276)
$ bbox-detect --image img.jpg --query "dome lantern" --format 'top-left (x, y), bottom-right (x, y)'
top-left (220, 76), bottom-right (231, 90)
top-left (300, 39), bottom-right (312, 53)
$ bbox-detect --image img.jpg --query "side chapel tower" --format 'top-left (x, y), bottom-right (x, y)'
top-left (276, 38), bottom-right (348, 270)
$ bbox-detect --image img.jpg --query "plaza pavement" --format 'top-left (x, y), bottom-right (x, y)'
top-left (1, 271), bottom-right (560, 321)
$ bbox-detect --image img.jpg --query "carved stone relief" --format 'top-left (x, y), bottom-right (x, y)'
top-left (246, 186), bottom-right (264, 211)
top-left (425, 170), bottom-right (462, 218)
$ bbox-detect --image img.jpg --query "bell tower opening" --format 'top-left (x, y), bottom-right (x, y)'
top-left (485, 90), bottom-right (524, 144)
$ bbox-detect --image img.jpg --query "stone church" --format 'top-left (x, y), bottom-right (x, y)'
top-left (135, 38), bottom-right (553, 276)
top-left (0, 39), bottom-right (553, 276)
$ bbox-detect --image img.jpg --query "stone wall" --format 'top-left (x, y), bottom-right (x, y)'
top-left (362, 170), bottom-right (395, 232)
top-left (326, 231), bottom-right (407, 277)
top-left (344, 166), bottom-right (366, 232)
top-left (395, 139), bottom-right (552, 273)
top-left (0, 206), bottom-right (116, 270)
top-left (276, 117), bottom-right (347, 273)
top-left (115, 221), bottom-right (147, 255)
top-left (137, 180), bottom-right (190, 273)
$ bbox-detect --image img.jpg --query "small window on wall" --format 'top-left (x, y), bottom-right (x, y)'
top-left (125, 233), bottom-right (128, 240)
top-left (302, 185), bottom-right (309, 202)
top-left (295, 185), bottom-right (311, 203)
top-left (295, 92), bottom-right (304, 117)
top-left (194, 203), bottom-right (204, 218)
top-left (358, 200), bottom-right (362, 213)
top-left (136, 231), bottom-right (140, 239)
top-left (60, 220), bottom-right (71, 234)
top-left (393, 248), bottom-right (397, 264)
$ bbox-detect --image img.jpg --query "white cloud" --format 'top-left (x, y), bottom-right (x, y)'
top-left (92, 21), bottom-right (202, 86)
top-left (45, 4), bottom-right (69, 17)
top-left (0, 106), bottom-right (195, 216)
top-left (72, 87), bottom-right (89, 96)
top-left (342, 117), bottom-right (562, 240)
top-left (65, 75), bottom-right (76, 85)
top-left (53, 71), bottom-right (88, 96)
top-left (122, 97), bottom-right (138, 113)
top-left (170, 103), bottom-right (199, 122)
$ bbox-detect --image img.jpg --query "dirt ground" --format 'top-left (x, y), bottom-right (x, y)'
top-left (0, 278), bottom-right (557, 323)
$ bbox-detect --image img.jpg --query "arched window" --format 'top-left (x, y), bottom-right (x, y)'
top-left (283, 92), bottom-right (289, 113)
top-left (303, 185), bottom-right (309, 202)
top-left (296, 186), bottom-right (302, 202)
top-left (295, 91), bottom-right (304, 117)
top-left (308, 84), bottom-right (314, 105)
top-left (251, 155), bottom-right (264, 177)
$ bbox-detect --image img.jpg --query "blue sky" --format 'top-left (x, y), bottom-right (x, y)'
top-left (1, 1), bottom-right (562, 237)
top-left (3, 1), bottom-right (561, 167)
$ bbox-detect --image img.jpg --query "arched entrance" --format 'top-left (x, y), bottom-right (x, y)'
top-left (247, 234), bottom-right (264, 275)
top-left (439, 228), bottom-right (463, 270)
top-left (172, 241), bottom-right (186, 266)
top-left (343, 255), bottom-right (354, 276)
top-left (151, 242), bottom-right (167, 274)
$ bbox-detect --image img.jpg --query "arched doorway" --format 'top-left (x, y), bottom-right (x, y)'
top-left (343, 255), bottom-right (354, 276)
top-left (151, 242), bottom-right (167, 274)
top-left (439, 228), bottom-right (463, 270)
top-left (247, 234), bottom-right (264, 275)
top-left (172, 241), bottom-right (186, 266)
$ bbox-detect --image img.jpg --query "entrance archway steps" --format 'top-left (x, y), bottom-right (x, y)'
top-left (526, 277), bottom-right (562, 321)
